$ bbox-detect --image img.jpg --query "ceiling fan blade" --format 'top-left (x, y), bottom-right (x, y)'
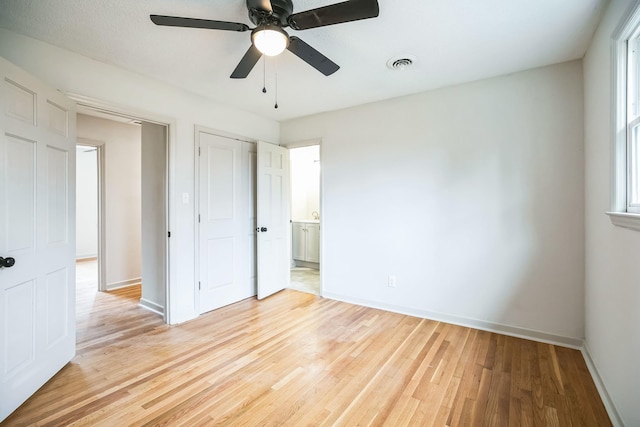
top-left (287, 0), bottom-right (379, 31)
top-left (287, 37), bottom-right (339, 76)
top-left (230, 44), bottom-right (263, 79)
top-left (246, 0), bottom-right (273, 14)
top-left (150, 15), bottom-right (250, 32)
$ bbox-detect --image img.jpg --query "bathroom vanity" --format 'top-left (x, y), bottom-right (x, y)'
top-left (292, 220), bottom-right (320, 265)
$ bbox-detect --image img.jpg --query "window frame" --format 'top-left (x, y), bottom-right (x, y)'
top-left (628, 116), bottom-right (640, 213)
top-left (608, 0), bottom-right (640, 230)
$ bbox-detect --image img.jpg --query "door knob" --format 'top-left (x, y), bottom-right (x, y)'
top-left (260, 227), bottom-right (268, 232)
top-left (0, 257), bottom-right (15, 268)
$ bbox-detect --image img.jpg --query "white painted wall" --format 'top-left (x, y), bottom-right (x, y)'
top-left (583, 1), bottom-right (640, 425)
top-left (0, 28), bottom-right (279, 323)
top-left (76, 146), bottom-right (98, 259)
top-left (77, 114), bottom-right (142, 290)
top-left (290, 145), bottom-right (320, 221)
top-left (282, 61), bottom-right (585, 341)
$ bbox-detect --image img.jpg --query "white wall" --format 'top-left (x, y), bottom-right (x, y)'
top-left (0, 28), bottom-right (279, 323)
top-left (583, 0), bottom-right (640, 425)
top-left (77, 114), bottom-right (142, 290)
top-left (282, 61), bottom-right (585, 341)
top-left (290, 145), bottom-right (320, 221)
top-left (76, 146), bottom-right (98, 259)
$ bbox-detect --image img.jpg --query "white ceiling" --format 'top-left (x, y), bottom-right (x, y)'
top-left (0, 0), bottom-right (606, 122)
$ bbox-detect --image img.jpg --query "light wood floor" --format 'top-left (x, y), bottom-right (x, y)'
top-left (2, 264), bottom-right (611, 426)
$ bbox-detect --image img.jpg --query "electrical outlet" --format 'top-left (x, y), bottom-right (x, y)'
top-left (388, 275), bottom-right (397, 288)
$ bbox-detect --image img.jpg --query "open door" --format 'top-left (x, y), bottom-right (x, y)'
top-left (256, 141), bottom-right (290, 299)
top-left (0, 57), bottom-right (76, 421)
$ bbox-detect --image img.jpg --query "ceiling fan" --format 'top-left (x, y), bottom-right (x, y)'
top-left (150, 0), bottom-right (379, 79)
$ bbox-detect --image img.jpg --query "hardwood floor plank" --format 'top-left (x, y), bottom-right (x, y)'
top-left (519, 388), bottom-right (535, 427)
top-left (0, 261), bottom-right (612, 426)
top-left (445, 329), bottom-right (480, 426)
top-left (470, 367), bottom-right (492, 425)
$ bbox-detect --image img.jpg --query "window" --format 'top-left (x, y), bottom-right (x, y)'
top-left (627, 36), bottom-right (640, 213)
top-left (629, 116), bottom-right (640, 213)
top-left (609, 1), bottom-right (640, 230)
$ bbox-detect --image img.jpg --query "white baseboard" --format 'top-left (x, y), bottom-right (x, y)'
top-left (322, 291), bottom-right (583, 348)
top-left (105, 277), bottom-right (141, 291)
top-left (581, 344), bottom-right (624, 427)
top-left (139, 298), bottom-right (165, 316)
top-left (293, 260), bottom-right (319, 269)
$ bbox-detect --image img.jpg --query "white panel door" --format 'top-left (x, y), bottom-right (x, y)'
top-left (0, 57), bottom-right (76, 421)
top-left (256, 141), bottom-right (290, 299)
top-left (198, 132), bottom-right (253, 313)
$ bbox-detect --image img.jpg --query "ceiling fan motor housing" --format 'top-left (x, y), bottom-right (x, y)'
top-left (248, 0), bottom-right (294, 27)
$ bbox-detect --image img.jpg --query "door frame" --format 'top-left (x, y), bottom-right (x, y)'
top-left (69, 94), bottom-right (175, 324)
top-left (194, 125), bottom-right (257, 314)
top-left (76, 138), bottom-right (106, 291)
top-left (282, 139), bottom-right (324, 296)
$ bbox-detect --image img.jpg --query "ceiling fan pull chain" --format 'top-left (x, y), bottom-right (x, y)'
top-left (262, 56), bottom-right (267, 94)
top-left (274, 58), bottom-right (279, 109)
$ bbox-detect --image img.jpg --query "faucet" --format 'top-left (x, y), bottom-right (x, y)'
top-left (312, 211), bottom-right (319, 220)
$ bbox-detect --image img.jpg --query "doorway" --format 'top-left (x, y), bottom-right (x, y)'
top-left (196, 130), bottom-right (292, 312)
top-left (74, 107), bottom-right (169, 320)
top-left (289, 145), bottom-right (321, 295)
top-left (75, 143), bottom-right (101, 315)
top-left (75, 145), bottom-right (98, 263)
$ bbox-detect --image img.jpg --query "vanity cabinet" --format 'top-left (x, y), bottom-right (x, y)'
top-left (292, 221), bottom-right (320, 263)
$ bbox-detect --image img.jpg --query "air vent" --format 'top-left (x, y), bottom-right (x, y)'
top-left (387, 56), bottom-right (415, 71)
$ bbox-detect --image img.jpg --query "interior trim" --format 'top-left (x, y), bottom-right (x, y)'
top-left (606, 211), bottom-right (640, 231)
top-left (322, 292), bottom-right (584, 348)
top-left (105, 277), bottom-right (141, 291)
top-left (139, 298), bottom-right (165, 316)
top-left (581, 343), bottom-right (624, 427)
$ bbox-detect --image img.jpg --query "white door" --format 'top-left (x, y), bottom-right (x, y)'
top-left (256, 141), bottom-right (290, 299)
top-left (0, 57), bottom-right (76, 421)
top-left (198, 131), bottom-right (254, 313)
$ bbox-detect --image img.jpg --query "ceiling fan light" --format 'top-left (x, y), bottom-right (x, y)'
top-left (253, 27), bottom-right (289, 56)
